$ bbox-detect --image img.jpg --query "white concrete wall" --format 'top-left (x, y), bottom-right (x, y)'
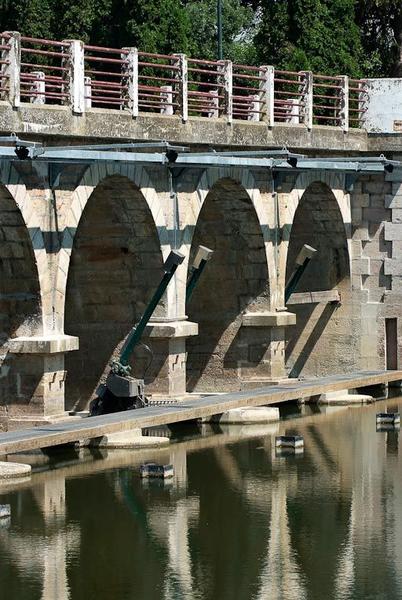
top-left (364, 79), bottom-right (402, 133)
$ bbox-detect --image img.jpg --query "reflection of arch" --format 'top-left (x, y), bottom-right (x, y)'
top-left (57, 163), bottom-right (170, 324)
top-left (64, 174), bottom-right (166, 411)
top-left (284, 177), bottom-right (354, 378)
top-left (186, 177), bottom-right (271, 392)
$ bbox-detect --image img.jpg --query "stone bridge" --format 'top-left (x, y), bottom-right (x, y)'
top-left (0, 33), bottom-right (402, 430)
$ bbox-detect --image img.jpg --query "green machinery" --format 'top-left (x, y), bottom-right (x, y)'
top-left (91, 245), bottom-right (213, 415)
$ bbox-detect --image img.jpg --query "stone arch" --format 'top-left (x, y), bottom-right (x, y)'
top-left (193, 167), bottom-right (277, 301)
top-left (57, 162), bottom-right (170, 326)
top-left (0, 162), bottom-right (47, 324)
top-left (0, 179), bottom-right (44, 412)
top-left (64, 174), bottom-right (169, 411)
top-left (186, 176), bottom-right (272, 392)
top-left (283, 177), bottom-right (356, 378)
top-left (278, 171), bottom-right (351, 299)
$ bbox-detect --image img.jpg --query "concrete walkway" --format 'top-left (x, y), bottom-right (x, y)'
top-left (0, 370), bottom-right (400, 456)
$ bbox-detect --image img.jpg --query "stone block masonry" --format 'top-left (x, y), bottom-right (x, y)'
top-left (0, 132), bottom-right (400, 429)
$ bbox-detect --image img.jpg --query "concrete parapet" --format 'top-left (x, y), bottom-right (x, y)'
top-left (8, 335), bottom-right (79, 354)
top-left (242, 311), bottom-right (296, 327)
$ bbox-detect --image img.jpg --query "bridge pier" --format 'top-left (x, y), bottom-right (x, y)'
top-left (2, 335), bottom-right (78, 429)
top-left (143, 319), bottom-right (198, 397)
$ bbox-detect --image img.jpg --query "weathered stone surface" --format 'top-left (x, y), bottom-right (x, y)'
top-left (0, 104), bottom-right (368, 151)
top-left (144, 320), bottom-right (198, 338)
top-left (8, 335), bottom-right (79, 354)
top-left (287, 290), bottom-right (340, 305)
top-left (0, 101), bottom-right (401, 430)
top-left (318, 390), bottom-right (374, 405)
top-left (384, 222), bottom-right (402, 240)
top-left (0, 461), bottom-right (31, 479)
top-left (86, 429), bottom-right (170, 448)
top-left (384, 259), bottom-right (402, 276)
top-left (213, 406), bottom-right (280, 424)
top-left (242, 311), bottom-right (296, 327)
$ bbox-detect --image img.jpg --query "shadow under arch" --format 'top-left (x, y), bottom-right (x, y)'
top-left (0, 184), bottom-right (43, 413)
top-left (64, 175), bottom-right (167, 412)
top-left (186, 177), bottom-right (270, 392)
top-left (285, 180), bottom-right (354, 378)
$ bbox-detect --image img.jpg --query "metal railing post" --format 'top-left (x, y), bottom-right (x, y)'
top-left (208, 89), bottom-right (219, 118)
top-left (358, 80), bottom-right (367, 129)
top-left (160, 85), bottom-right (173, 115)
top-left (248, 94), bottom-right (260, 121)
top-left (84, 75), bottom-right (92, 109)
top-left (172, 53), bottom-right (188, 122)
top-left (338, 75), bottom-right (349, 132)
top-left (2, 31), bottom-right (20, 107)
top-left (62, 39), bottom-right (85, 114)
top-left (300, 70), bottom-right (313, 129)
top-left (122, 47), bottom-right (138, 117)
top-left (218, 59), bottom-right (232, 123)
top-left (30, 71), bottom-right (45, 104)
top-left (260, 65), bottom-right (274, 126)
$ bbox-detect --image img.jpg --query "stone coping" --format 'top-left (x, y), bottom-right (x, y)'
top-left (144, 320), bottom-right (198, 338)
top-left (242, 311), bottom-right (296, 327)
top-left (8, 334), bottom-right (79, 354)
top-left (0, 103), bottom-right (368, 152)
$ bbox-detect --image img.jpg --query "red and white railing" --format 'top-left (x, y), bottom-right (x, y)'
top-left (0, 31), bottom-right (367, 129)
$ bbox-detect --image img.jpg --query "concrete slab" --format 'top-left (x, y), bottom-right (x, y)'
top-left (242, 311), bottom-right (296, 327)
top-left (208, 406), bottom-right (280, 424)
top-left (318, 389), bottom-right (374, 405)
top-left (144, 320), bottom-right (198, 338)
top-left (8, 335), bottom-right (79, 354)
top-left (86, 429), bottom-right (170, 449)
top-left (0, 461), bottom-right (31, 479)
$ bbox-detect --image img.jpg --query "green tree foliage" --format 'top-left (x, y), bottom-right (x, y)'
top-left (0, 0), bottom-right (255, 61)
top-left (356, 0), bottom-right (402, 76)
top-left (185, 0), bottom-right (257, 62)
top-left (107, 0), bottom-right (191, 54)
top-left (0, 0), bottom-right (54, 39)
top-left (254, 0), bottom-right (363, 77)
top-left (1, 0), bottom-right (402, 77)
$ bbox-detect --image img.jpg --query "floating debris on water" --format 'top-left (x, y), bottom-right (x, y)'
top-left (275, 446), bottom-right (304, 457)
top-left (376, 413), bottom-right (400, 424)
top-left (275, 435), bottom-right (304, 449)
top-left (0, 504), bottom-right (11, 519)
top-left (140, 463), bottom-right (174, 479)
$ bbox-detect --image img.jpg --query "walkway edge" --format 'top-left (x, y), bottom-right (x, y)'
top-left (0, 370), bottom-right (400, 455)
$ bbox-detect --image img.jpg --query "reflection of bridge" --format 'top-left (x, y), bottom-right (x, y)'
top-left (1, 33), bottom-right (402, 432)
top-left (1, 400), bottom-right (402, 599)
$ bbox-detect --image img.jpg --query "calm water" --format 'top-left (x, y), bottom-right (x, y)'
top-left (1, 398), bottom-right (402, 600)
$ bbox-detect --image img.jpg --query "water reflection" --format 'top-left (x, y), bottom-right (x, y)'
top-left (0, 473), bottom-right (79, 600)
top-left (0, 399), bottom-right (401, 600)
